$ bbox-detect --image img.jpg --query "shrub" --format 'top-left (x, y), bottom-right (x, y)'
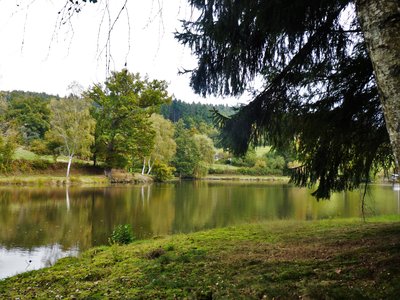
top-left (10, 159), bottom-right (28, 173)
top-left (193, 161), bottom-right (209, 178)
top-left (29, 139), bottom-right (48, 155)
top-left (238, 166), bottom-right (283, 176)
top-left (208, 166), bottom-right (239, 175)
top-left (30, 159), bottom-right (51, 170)
top-left (230, 149), bottom-right (257, 167)
top-left (109, 224), bottom-right (135, 245)
top-left (254, 159), bottom-right (266, 168)
top-left (9, 158), bottom-right (53, 174)
top-left (0, 136), bottom-right (15, 173)
top-left (152, 162), bottom-right (175, 182)
top-left (264, 153), bottom-right (286, 175)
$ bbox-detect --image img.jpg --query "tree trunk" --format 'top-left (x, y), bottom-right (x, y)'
top-left (356, 0), bottom-right (400, 172)
top-left (147, 158), bottom-right (152, 175)
top-left (142, 158), bottom-right (146, 175)
top-left (66, 155), bottom-right (73, 182)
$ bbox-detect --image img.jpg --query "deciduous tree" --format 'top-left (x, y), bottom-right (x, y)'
top-left (173, 120), bottom-right (202, 178)
top-left (6, 95), bottom-right (50, 144)
top-left (88, 69), bottom-right (171, 172)
top-left (49, 97), bottom-right (95, 180)
top-left (143, 114), bottom-right (176, 175)
top-left (192, 134), bottom-right (215, 177)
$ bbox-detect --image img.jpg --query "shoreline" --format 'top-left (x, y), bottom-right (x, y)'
top-left (201, 174), bottom-right (289, 182)
top-left (0, 175), bottom-right (110, 186)
top-left (0, 173), bottom-right (290, 186)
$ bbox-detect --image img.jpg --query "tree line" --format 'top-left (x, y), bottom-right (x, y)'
top-left (0, 70), bottom-right (225, 181)
top-left (1, 69), bottom-right (289, 181)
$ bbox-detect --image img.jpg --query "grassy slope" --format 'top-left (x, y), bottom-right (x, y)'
top-left (13, 147), bottom-right (91, 164)
top-left (13, 147), bottom-right (41, 160)
top-left (0, 175), bottom-right (109, 185)
top-left (1, 218), bottom-right (399, 299)
top-left (1, 147), bottom-right (108, 185)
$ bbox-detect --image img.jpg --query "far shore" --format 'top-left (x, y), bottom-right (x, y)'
top-left (0, 173), bottom-right (290, 186)
top-left (202, 174), bottom-right (290, 182)
top-left (0, 174), bottom-right (110, 186)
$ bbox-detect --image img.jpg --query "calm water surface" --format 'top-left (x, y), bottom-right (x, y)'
top-left (0, 181), bottom-right (399, 279)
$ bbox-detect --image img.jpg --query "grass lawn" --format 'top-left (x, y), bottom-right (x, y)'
top-left (210, 163), bottom-right (240, 171)
top-left (0, 174), bottom-right (109, 185)
top-left (203, 174), bottom-right (289, 182)
top-left (3, 147), bottom-right (106, 185)
top-left (1, 217), bottom-right (399, 299)
top-left (13, 147), bottom-right (94, 165)
top-left (13, 147), bottom-right (42, 160)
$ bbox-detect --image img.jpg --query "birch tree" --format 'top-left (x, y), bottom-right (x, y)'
top-left (356, 0), bottom-right (400, 172)
top-left (49, 97), bottom-right (95, 181)
top-left (142, 114), bottom-right (176, 175)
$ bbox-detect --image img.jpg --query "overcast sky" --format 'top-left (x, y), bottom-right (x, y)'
top-left (0, 0), bottom-right (244, 105)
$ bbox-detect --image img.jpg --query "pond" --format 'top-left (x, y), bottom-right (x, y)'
top-left (0, 181), bottom-right (399, 279)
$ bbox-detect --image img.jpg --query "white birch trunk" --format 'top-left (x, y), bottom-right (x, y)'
top-left (141, 158), bottom-right (146, 175)
top-left (66, 155), bottom-right (73, 182)
top-left (147, 158), bottom-right (152, 175)
top-left (356, 0), bottom-right (400, 171)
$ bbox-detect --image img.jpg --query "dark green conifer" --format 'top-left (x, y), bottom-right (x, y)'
top-left (176, 0), bottom-right (399, 198)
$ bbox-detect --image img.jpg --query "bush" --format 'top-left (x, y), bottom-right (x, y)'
top-left (208, 167), bottom-right (238, 175)
top-left (237, 166), bottom-right (283, 176)
top-left (264, 153), bottom-right (286, 175)
top-left (193, 161), bottom-right (209, 178)
top-left (9, 158), bottom-right (53, 174)
top-left (109, 224), bottom-right (135, 245)
top-left (230, 150), bottom-right (257, 167)
top-left (152, 162), bottom-right (175, 182)
top-left (0, 137), bottom-right (15, 173)
top-left (11, 159), bottom-right (31, 173)
top-left (30, 139), bottom-right (48, 155)
top-left (30, 159), bottom-right (51, 170)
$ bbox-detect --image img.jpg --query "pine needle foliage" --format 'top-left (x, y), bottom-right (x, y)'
top-left (176, 0), bottom-right (394, 198)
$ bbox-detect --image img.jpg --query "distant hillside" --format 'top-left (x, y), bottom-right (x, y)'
top-left (0, 90), bottom-right (59, 102)
top-left (160, 99), bottom-right (235, 125)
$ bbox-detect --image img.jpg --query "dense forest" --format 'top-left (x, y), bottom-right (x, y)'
top-left (160, 99), bottom-right (234, 125)
top-left (0, 70), bottom-right (290, 181)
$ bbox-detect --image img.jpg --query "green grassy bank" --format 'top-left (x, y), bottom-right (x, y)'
top-left (202, 174), bottom-right (289, 182)
top-left (1, 217), bottom-right (399, 299)
top-left (0, 174), bottom-right (109, 186)
top-left (2, 151), bottom-right (108, 185)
